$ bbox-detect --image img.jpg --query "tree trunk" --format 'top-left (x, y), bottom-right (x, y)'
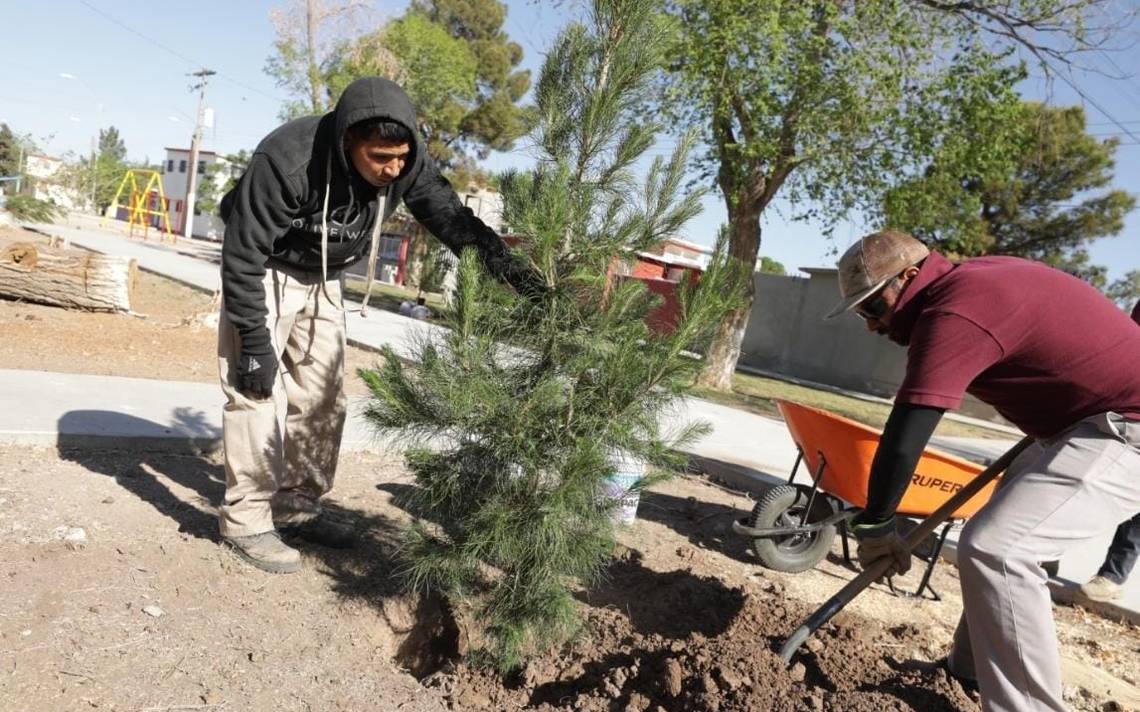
top-left (696, 201), bottom-right (761, 390)
top-left (0, 238), bottom-right (137, 311)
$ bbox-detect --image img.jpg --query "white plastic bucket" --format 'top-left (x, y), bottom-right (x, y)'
top-left (604, 450), bottom-right (646, 525)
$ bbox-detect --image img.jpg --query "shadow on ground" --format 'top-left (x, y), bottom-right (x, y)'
top-left (55, 409), bottom-right (457, 676)
top-left (57, 409), bottom-right (225, 539)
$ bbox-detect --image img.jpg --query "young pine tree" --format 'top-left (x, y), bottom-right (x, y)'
top-left (361, 0), bottom-right (743, 671)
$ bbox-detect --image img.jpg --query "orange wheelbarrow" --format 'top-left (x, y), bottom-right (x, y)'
top-left (732, 399), bottom-right (999, 600)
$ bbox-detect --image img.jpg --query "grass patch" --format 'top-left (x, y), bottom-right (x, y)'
top-left (692, 371), bottom-right (1012, 440)
top-left (343, 278), bottom-right (446, 317)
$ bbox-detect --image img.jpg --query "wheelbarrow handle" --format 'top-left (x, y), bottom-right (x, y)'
top-left (778, 435), bottom-right (1035, 664)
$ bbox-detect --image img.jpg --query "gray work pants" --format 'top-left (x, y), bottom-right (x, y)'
top-left (216, 265), bottom-right (347, 538)
top-left (947, 413), bottom-right (1140, 712)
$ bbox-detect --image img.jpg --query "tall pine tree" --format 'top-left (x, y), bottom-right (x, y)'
top-left (361, 0), bottom-right (743, 671)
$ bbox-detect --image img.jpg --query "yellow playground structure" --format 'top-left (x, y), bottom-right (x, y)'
top-left (105, 169), bottom-right (175, 241)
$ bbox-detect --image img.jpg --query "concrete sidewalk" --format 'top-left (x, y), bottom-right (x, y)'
top-left (18, 220), bottom-right (1139, 621)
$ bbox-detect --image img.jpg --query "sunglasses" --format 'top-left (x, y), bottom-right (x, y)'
top-left (855, 281), bottom-right (893, 321)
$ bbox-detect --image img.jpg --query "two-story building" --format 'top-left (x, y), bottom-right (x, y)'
top-left (160, 147), bottom-right (234, 240)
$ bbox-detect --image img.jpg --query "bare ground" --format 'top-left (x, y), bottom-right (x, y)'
top-left (1, 446), bottom-right (1137, 712)
top-left (0, 226), bottom-right (383, 395)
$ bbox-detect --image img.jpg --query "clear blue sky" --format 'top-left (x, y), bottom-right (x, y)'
top-left (3, 0), bottom-right (1137, 281)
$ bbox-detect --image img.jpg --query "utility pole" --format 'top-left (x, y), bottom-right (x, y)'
top-left (89, 134), bottom-right (97, 213)
top-left (183, 68), bottom-right (216, 240)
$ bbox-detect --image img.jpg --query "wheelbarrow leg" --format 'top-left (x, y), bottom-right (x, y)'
top-left (913, 520), bottom-right (955, 601)
top-left (785, 450), bottom-right (803, 486)
top-left (839, 518), bottom-right (852, 565)
top-left (883, 520), bottom-right (954, 601)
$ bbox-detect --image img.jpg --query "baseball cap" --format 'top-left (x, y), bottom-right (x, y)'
top-left (825, 230), bottom-right (930, 319)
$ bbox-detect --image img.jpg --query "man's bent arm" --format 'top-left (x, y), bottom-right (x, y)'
top-left (220, 154), bottom-right (298, 352)
top-left (403, 157), bottom-right (544, 297)
top-left (856, 403), bottom-right (945, 526)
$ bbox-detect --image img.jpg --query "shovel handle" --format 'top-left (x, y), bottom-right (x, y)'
top-left (778, 435), bottom-right (1034, 664)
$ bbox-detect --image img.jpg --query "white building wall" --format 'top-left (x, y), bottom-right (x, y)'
top-left (24, 154), bottom-right (83, 210)
top-left (162, 149), bottom-right (226, 239)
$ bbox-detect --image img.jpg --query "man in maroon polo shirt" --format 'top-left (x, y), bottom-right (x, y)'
top-left (828, 230), bottom-right (1140, 712)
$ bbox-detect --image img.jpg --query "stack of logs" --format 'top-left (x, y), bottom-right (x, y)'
top-left (0, 235), bottom-right (137, 312)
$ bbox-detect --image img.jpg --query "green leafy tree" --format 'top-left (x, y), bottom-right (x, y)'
top-left (196, 150), bottom-right (252, 217)
top-left (326, 0), bottom-right (532, 186)
top-left (758, 256), bottom-right (786, 275)
top-left (665, 0), bottom-right (1117, 390)
top-left (884, 102), bottom-right (1136, 271)
top-left (88, 126), bottom-right (130, 212)
top-left (412, 234), bottom-right (451, 297)
top-left (59, 126), bottom-right (131, 213)
top-left (410, 0), bottom-right (533, 162)
top-left (98, 127), bottom-right (126, 163)
top-left (1107, 270), bottom-right (1140, 311)
top-left (360, 0), bottom-right (743, 671)
top-left (0, 123), bottom-right (19, 178)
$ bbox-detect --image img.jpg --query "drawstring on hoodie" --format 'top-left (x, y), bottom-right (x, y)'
top-left (360, 184), bottom-right (390, 317)
top-left (319, 150), bottom-right (390, 318)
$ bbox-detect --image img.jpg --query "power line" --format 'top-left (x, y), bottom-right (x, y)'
top-left (1035, 55), bottom-right (1140, 144)
top-left (74, 0), bottom-right (285, 104)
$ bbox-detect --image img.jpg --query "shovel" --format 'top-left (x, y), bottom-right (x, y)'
top-left (778, 435), bottom-right (1034, 664)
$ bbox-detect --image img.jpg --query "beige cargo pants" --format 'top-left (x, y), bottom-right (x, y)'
top-left (217, 264), bottom-right (347, 538)
top-left (947, 412), bottom-right (1140, 712)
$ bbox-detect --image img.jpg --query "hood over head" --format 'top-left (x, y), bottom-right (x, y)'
top-left (331, 77), bottom-right (421, 178)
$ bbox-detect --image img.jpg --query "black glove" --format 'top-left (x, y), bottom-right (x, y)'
top-left (236, 346), bottom-right (277, 400)
top-left (852, 515), bottom-right (911, 576)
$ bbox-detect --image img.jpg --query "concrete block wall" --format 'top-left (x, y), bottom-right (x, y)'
top-left (738, 270), bottom-right (1001, 422)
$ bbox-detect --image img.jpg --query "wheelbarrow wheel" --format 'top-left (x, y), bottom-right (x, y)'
top-left (750, 485), bottom-right (837, 573)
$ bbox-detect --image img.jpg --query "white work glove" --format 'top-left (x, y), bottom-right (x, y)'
top-left (852, 516), bottom-right (911, 576)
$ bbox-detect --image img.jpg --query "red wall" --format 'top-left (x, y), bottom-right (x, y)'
top-left (620, 271), bottom-right (701, 335)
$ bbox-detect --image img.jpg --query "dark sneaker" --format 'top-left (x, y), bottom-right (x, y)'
top-left (224, 531), bottom-right (302, 574)
top-left (278, 515), bottom-right (356, 549)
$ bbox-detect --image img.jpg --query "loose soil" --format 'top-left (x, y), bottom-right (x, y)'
top-left (2, 225), bottom-right (1137, 711)
top-left (2, 445), bottom-right (1137, 712)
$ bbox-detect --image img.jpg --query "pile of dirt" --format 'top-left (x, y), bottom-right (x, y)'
top-left (426, 552), bottom-right (979, 712)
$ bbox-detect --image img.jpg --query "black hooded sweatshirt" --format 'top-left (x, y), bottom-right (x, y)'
top-left (219, 77), bottom-right (537, 354)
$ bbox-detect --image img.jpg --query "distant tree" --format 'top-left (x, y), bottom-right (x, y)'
top-left (87, 127), bottom-right (130, 212)
top-left (98, 127), bottom-right (127, 164)
top-left (410, 0), bottom-right (533, 161)
top-left (325, 0), bottom-right (532, 187)
top-left (59, 125), bottom-right (131, 213)
top-left (758, 256), bottom-right (786, 275)
top-left (0, 123), bottom-right (19, 178)
top-left (884, 103), bottom-right (1136, 268)
top-left (264, 0), bottom-right (373, 120)
top-left (1107, 270), bottom-right (1140, 310)
top-left (197, 150), bottom-right (254, 217)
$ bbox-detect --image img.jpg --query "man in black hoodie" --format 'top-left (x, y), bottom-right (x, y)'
top-left (217, 77), bottom-right (540, 573)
